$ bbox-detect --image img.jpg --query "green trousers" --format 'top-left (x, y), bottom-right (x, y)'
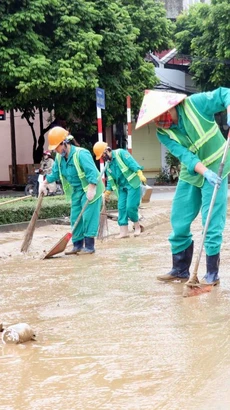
top-left (118, 185), bottom-right (141, 225)
top-left (71, 189), bottom-right (102, 243)
top-left (169, 178), bottom-right (228, 256)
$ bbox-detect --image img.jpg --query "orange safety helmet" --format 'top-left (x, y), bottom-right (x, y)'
top-left (93, 141), bottom-right (108, 160)
top-left (48, 126), bottom-right (69, 150)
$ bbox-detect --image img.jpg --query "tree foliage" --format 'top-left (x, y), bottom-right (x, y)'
top-left (174, 1), bottom-right (230, 91)
top-left (0, 0), bottom-right (173, 161)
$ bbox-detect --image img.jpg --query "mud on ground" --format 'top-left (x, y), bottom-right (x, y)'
top-left (1, 199), bottom-right (230, 409)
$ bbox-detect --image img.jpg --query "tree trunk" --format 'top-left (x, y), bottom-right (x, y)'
top-left (10, 109), bottom-right (18, 184)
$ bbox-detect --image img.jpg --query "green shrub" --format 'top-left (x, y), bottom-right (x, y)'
top-left (0, 195), bottom-right (117, 225)
top-left (155, 167), bottom-right (170, 184)
top-left (0, 196), bottom-right (70, 225)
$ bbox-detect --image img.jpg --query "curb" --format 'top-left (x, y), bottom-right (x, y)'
top-left (0, 218), bottom-right (70, 233)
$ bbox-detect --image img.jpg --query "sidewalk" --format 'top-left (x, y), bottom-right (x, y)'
top-left (0, 189), bottom-right (25, 198)
top-left (151, 184), bottom-right (230, 200)
top-left (150, 185), bottom-right (176, 201)
top-left (0, 186), bottom-right (177, 200)
top-left (2, 184), bottom-right (230, 202)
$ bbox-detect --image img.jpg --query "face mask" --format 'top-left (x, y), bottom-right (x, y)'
top-left (102, 151), bottom-right (112, 162)
top-left (155, 112), bottom-right (173, 129)
top-left (61, 149), bottom-right (67, 157)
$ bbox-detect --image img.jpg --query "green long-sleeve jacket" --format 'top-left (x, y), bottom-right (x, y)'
top-left (157, 87), bottom-right (230, 186)
top-left (106, 149), bottom-right (143, 191)
top-left (46, 145), bottom-right (101, 194)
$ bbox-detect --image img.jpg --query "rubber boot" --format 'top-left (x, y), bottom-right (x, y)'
top-left (157, 241), bottom-right (194, 282)
top-left (116, 225), bottom-right (129, 239)
top-left (65, 239), bottom-right (84, 255)
top-left (81, 237), bottom-right (95, 254)
top-left (134, 221), bottom-right (141, 237)
top-left (200, 254), bottom-right (220, 285)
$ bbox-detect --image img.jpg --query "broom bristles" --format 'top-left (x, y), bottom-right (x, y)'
top-left (97, 203), bottom-right (108, 240)
top-left (21, 194), bottom-right (44, 252)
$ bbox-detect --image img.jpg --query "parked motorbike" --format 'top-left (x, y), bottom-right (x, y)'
top-left (24, 169), bottom-right (63, 197)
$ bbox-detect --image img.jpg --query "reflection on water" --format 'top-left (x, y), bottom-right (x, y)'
top-left (1, 236), bottom-right (230, 409)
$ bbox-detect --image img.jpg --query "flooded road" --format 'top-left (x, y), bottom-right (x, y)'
top-left (1, 199), bottom-right (230, 409)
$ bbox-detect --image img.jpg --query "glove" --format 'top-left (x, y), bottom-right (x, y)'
top-left (204, 170), bottom-right (222, 188)
top-left (104, 190), bottom-right (111, 202)
top-left (39, 180), bottom-right (48, 196)
top-left (137, 170), bottom-right (147, 184)
top-left (227, 112), bottom-right (230, 127)
top-left (86, 184), bottom-right (96, 201)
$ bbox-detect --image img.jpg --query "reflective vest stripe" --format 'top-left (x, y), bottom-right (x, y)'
top-left (184, 100), bottom-right (219, 149)
top-left (183, 100), bottom-right (207, 137)
top-left (72, 152), bottom-right (88, 192)
top-left (158, 129), bottom-right (180, 143)
top-left (203, 143), bottom-right (226, 167)
top-left (114, 150), bottom-right (138, 183)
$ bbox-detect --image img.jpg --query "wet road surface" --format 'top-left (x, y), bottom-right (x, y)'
top-left (0, 199), bottom-right (230, 409)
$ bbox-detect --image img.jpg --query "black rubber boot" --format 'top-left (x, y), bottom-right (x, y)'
top-left (81, 237), bottom-right (95, 254)
top-left (200, 254), bottom-right (220, 285)
top-left (157, 241), bottom-right (194, 282)
top-left (65, 239), bottom-right (84, 255)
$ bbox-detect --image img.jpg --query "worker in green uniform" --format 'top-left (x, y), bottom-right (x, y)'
top-left (93, 142), bottom-right (146, 238)
top-left (137, 87), bottom-right (230, 285)
top-left (39, 126), bottom-right (104, 255)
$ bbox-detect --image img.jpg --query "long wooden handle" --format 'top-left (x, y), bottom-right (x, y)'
top-left (189, 131), bottom-right (230, 283)
top-left (0, 195), bottom-right (32, 206)
top-left (70, 162), bottom-right (109, 235)
top-left (71, 200), bottom-right (89, 235)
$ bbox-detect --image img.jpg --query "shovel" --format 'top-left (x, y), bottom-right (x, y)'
top-left (43, 199), bottom-right (89, 259)
top-left (183, 130), bottom-right (230, 297)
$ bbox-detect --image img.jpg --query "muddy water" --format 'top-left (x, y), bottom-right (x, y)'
top-left (1, 203), bottom-right (230, 409)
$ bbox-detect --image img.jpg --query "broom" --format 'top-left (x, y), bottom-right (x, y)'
top-left (21, 193), bottom-right (44, 252)
top-left (97, 195), bottom-right (108, 241)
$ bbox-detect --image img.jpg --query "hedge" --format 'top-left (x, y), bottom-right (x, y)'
top-left (0, 195), bottom-right (118, 225)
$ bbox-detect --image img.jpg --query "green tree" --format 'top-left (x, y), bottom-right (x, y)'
top-left (174, 1), bottom-right (230, 90)
top-left (0, 0), bottom-right (173, 162)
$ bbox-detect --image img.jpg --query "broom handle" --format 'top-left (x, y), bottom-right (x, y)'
top-left (0, 195), bottom-right (32, 206)
top-left (71, 200), bottom-right (89, 235)
top-left (71, 162), bottom-right (109, 235)
top-left (190, 131), bottom-right (230, 282)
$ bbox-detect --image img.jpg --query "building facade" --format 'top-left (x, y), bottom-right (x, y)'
top-left (162, 0), bottom-right (211, 19)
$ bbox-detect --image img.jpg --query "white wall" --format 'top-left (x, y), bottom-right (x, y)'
top-left (155, 67), bottom-right (197, 94)
top-left (0, 110), bottom-right (50, 183)
top-left (132, 122), bottom-right (162, 179)
top-left (163, 0), bottom-right (211, 19)
top-left (183, 0), bottom-right (210, 10)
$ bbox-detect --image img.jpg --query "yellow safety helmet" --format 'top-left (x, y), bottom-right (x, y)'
top-left (93, 141), bottom-right (108, 160)
top-left (48, 126), bottom-right (69, 150)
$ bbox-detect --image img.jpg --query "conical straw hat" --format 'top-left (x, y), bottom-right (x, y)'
top-left (135, 90), bottom-right (187, 130)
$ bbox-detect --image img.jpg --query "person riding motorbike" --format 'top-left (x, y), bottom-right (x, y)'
top-left (39, 151), bottom-right (57, 194)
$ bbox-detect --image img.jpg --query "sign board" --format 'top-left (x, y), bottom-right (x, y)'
top-left (0, 109), bottom-right (6, 120)
top-left (96, 88), bottom-right (105, 110)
